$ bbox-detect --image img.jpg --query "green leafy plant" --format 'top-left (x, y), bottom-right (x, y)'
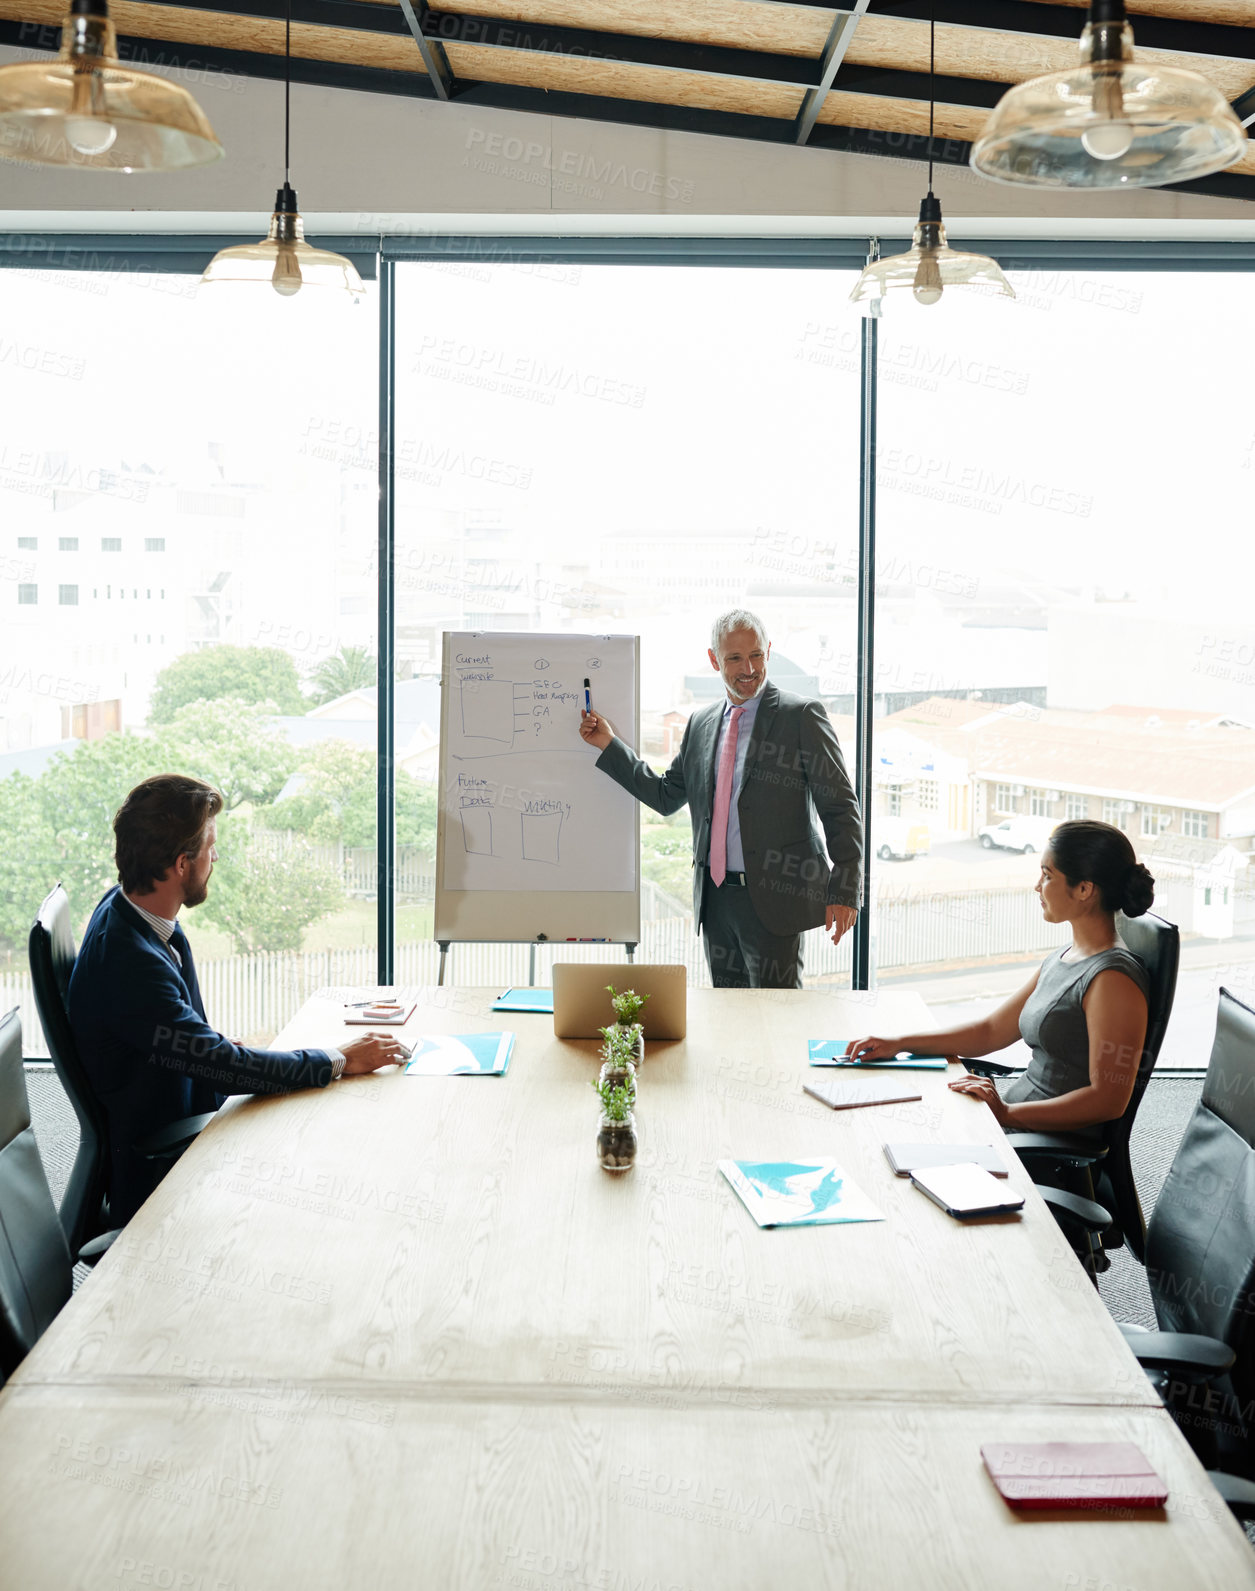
top-left (598, 1023), bottom-right (639, 1068)
top-left (591, 1077), bottom-right (635, 1123)
top-left (606, 984), bottom-right (648, 1026)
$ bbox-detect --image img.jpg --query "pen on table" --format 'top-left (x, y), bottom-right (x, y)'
top-left (583, 677), bottom-right (591, 714)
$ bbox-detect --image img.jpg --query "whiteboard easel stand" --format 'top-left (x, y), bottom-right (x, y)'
top-left (435, 937), bottom-right (638, 988)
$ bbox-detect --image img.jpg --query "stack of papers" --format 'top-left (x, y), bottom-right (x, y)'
top-left (403, 1033), bottom-right (514, 1075)
top-left (809, 1040), bottom-right (947, 1070)
top-left (719, 1159), bottom-right (884, 1228)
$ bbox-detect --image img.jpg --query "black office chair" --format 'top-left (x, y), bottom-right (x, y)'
top-left (969, 909), bottom-right (1179, 1266)
top-left (28, 885), bottom-right (212, 1253)
top-left (1058, 988), bottom-right (1255, 1520)
top-left (0, 1007), bottom-right (73, 1383)
top-left (29, 885), bottom-right (110, 1256)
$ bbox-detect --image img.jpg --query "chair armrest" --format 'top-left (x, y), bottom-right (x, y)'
top-left (1118, 1324), bottom-right (1236, 1377)
top-left (1207, 1471), bottom-right (1255, 1523)
top-left (77, 1229), bottom-right (121, 1267)
top-left (1005, 1130), bottom-right (1108, 1164)
top-left (135, 1111), bottom-right (217, 1160)
top-left (1039, 1187), bottom-right (1111, 1233)
top-left (961, 1059), bottom-right (1017, 1077)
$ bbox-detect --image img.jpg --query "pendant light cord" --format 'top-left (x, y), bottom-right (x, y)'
top-left (927, 3), bottom-right (935, 197)
top-left (284, 0), bottom-right (291, 186)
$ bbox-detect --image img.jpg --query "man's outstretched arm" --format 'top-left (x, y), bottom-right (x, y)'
top-left (580, 709), bottom-right (691, 818)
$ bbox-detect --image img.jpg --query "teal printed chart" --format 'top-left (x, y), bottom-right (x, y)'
top-left (719, 1160), bottom-right (884, 1229)
top-left (809, 1041), bottom-right (948, 1071)
top-left (404, 1033), bottom-right (515, 1076)
top-left (492, 988), bottom-right (555, 1014)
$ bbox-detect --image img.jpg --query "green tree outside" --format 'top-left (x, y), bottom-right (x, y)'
top-left (148, 645), bottom-right (306, 724)
top-left (0, 774), bottom-right (59, 951)
top-left (165, 698), bottom-right (295, 811)
top-left (307, 645), bottom-right (376, 707)
top-left (198, 816), bottom-right (344, 953)
top-left (258, 738), bottom-right (438, 852)
top-left (640, 816), bottom-right (694, 903)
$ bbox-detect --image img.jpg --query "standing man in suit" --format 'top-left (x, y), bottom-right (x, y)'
top-left (69, 774), bottom-right (407, 1224)
top-left (579, 610), bottom-right (862, 988)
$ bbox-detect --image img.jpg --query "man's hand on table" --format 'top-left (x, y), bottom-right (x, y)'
top-left (340, 1033), bottom-right (411, 1075)
top-left (579, 709), bottom-right (614, 751)
top-left (825, 904), bottom-right (857, 945)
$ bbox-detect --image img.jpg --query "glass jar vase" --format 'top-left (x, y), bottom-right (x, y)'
top-left (597, 1111), bottom-right (637, 1172)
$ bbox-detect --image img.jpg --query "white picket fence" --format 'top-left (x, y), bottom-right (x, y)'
top-left (2, 883), bottom-right (1074, 1056)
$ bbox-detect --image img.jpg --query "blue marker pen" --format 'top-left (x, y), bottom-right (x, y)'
top-left (583, 677), bottom-right (592, 713)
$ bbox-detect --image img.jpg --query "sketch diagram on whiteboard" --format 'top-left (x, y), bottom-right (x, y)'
top-left (455, 774), bottom-right (570, 866)
top-left (440, 634), bottom-right (636, 897)
top-left (454, 651), bottom-right (589, 753)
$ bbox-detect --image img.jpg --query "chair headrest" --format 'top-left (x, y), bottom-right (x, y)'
top-left (1203, 987), bottom-right (1255, 1147)
top-left (31, 885), bottom-right (76, 1004)
top-left (0, 1008), bottom-right (31, 1149)
top-left (1115, 909), bottom-right (1179, 1038)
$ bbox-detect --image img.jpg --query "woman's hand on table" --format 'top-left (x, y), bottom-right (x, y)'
top-left (843, 1036), bottom-right (905, 1062)
top-left (948, 1074), bottom-right (1011, 1126)
top-left (340, 1033), bottom-right (411, 1075)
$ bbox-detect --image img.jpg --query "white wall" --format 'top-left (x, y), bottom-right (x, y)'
top-left (1, 45), bottom-right (1253, 230)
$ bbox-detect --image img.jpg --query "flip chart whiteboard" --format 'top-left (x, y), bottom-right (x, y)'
top-left (434, 632), bottom-right (641, 943)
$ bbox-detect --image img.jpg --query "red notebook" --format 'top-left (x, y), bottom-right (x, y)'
top-left (981, 1442), bottom-right (1168, 1510)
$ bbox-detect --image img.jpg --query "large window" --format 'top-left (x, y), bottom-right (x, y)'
top-left (873, 268), bottom-right (1255, 1064)
top-left (0, 266), bottom-right (378, 1049)
top-left (4, 241), bottom-right (1253, 1068)
top-left (395, 260), bottom-right (861, 985)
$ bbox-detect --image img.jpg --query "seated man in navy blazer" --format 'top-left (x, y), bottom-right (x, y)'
top-left (69, 773), bottom-right (406, 1224)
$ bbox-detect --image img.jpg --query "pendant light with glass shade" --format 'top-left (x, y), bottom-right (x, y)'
top-left (201, 0), bottom-right (363, 300)
top-left (0, 0), bottom-right (222, 171)
top-left (970, 0), bottom-right (1246, 190)
top-left (850, 10), bottom-right (1013, 309)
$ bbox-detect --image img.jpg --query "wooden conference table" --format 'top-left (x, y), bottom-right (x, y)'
top-left (1, 988), bottom-right (1252, 1589)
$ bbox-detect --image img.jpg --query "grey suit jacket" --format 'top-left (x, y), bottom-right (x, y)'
top-left (596, 682), bottom-right (863, 936)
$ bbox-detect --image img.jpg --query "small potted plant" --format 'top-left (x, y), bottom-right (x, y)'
top-left (592, 1076), bottom-right (637, 1172)
top-left (605, 983), bottom-right (648, 1067)
top-left (597, 1022), bottom-right (638, 1104)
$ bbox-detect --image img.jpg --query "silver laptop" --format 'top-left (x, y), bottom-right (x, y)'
top-left (551, 963), bottom-right (687, 1041)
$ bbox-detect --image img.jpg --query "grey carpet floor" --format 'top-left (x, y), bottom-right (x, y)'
top-left (20, 1066), bottom-right (1255, 1551)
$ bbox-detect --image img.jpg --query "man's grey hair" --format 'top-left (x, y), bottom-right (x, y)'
top-left (710, 609), bottom-right (769, 655)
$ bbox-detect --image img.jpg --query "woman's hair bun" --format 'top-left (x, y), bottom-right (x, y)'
top-left (1120, 861), bottom-right (1155, 919)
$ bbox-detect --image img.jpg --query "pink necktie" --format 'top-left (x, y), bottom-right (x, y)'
top-left (709, 705), bottom-right (745, 887)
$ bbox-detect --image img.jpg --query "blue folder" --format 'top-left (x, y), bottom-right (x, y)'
top-left (492, 988), bottom-right (554, 1014)
top-left (809, 1040), bottom-right (948, 1071)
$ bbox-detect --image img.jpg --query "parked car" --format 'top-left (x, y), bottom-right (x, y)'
top-left (875, 819), bottom-right (931, 861)
top-left (978, 817), bottom-right (1056, 854)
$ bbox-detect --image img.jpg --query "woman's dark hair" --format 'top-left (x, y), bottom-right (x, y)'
top-left (114, 774), bottom-right (224, 895)
top-left (1047, 819), bottom-right (1155, 918)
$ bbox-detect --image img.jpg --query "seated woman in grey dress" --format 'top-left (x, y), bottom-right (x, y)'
top-left (846, 820), bottom-right (1154, 1139)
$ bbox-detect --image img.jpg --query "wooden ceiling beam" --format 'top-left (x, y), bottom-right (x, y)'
top-left (826, 0), bottom-right (1255, 65)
